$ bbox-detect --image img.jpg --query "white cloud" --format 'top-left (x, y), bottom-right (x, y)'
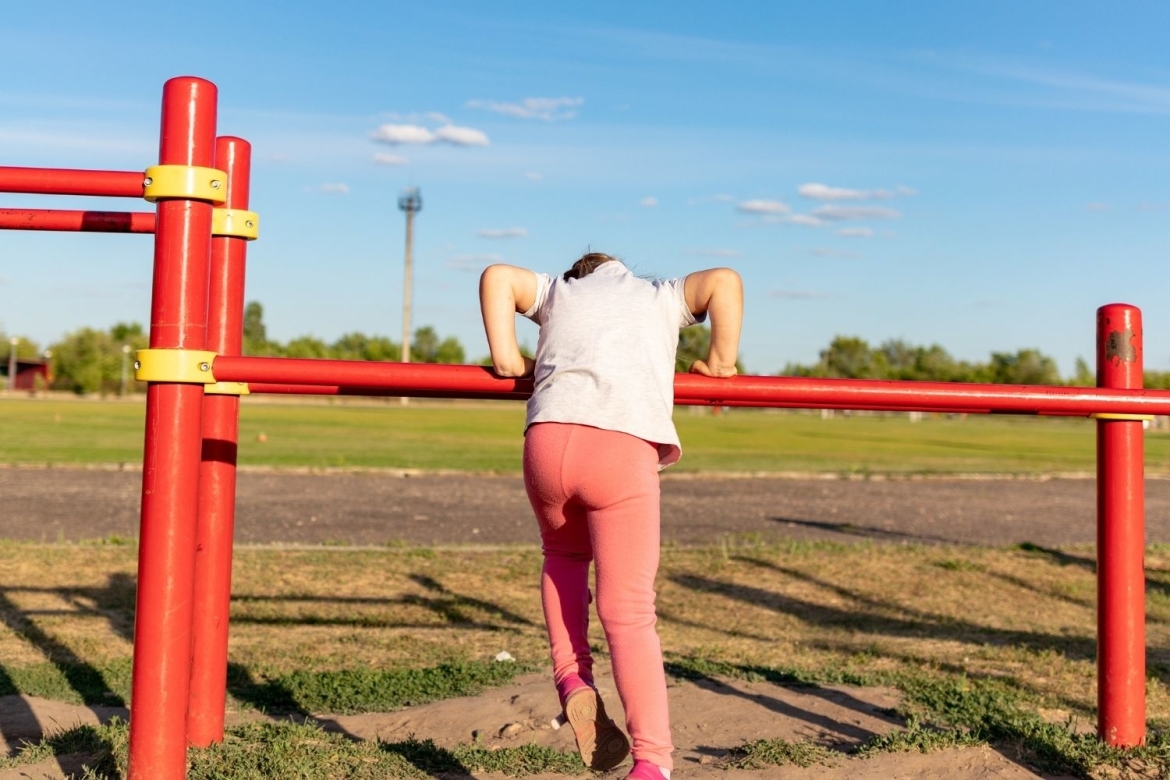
top-left (318, 183), bottom-right (349, 194)
top-left (687, 249), bottom-right (744, 258)
top-left (370, 124), bottom-right (435, 145)
top-left (736, 199), bottom-right (790, 214)
top-left (447, 253), bottom-right (504, 272)
top-left (433, 125), bottom-right (490, 146)
top-left (370, 123), bottom-right (490, 147)
top-left (467, 97), bottom-right (584, 121)
top-left (478, 228), bottom-right (528, 239)
top-left (798, 182), bottom-right (919, 201)
top-left (762, 213), bottom-right (824, 227)
top-left (640, 196), bottom-right (658, 208)
top-left (1085, 203), bottom-right (1111, 212)
top-left (524, 171), bottom-right (544, 181)
top-left (769, 289), bottom-right (827, 300)
top-left (687, 193), bottom-right (736, 206)
top-left (373, 152), bottom-right (408, 166)
top-left (837, 227), bottom-right (875, 237)
top-left (811, 205), bottom-right (900, 221)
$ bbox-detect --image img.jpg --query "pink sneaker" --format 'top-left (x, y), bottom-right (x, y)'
top-left (562, 684), bottom-right (630, 772)
top-left (625, 759), bottom-right (667, 780)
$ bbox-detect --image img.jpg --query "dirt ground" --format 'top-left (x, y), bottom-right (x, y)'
top-left (0, 466), bottom-right (1153, 778)
top-left (3, 466), bottom-right (1170, 548)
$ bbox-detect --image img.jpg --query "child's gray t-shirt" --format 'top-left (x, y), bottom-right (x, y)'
top-left (522, 261), bottom-right (703, 469)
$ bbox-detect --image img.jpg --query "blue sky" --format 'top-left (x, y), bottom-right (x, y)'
top-left (2, 2), bottom-right (1168, 374)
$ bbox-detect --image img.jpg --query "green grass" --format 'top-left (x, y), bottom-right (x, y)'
top-left (4, 397), bottom-right (1168, 473)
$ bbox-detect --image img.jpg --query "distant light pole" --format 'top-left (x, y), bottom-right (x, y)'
top-left (7, 337), bottom-right (17, 392)
top-left (121, 344), bottom-right (132, 397)
top-left (397, 186), bottom-right (422, 367)
top-left (397, 187), bottom-right (422, 407)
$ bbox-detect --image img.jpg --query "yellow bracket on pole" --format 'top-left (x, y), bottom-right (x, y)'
top-left (1089, 413), bottom-right (1156, 422)
top-left (142, 165), bottom-right (228, 204)
top-left (134, 349), bottom-right (218, 384)
top-left (212, 208), bottom-right (260, 240)
top-left (204, 381), bottom-right (250, 396)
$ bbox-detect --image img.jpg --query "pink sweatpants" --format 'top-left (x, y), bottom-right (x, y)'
top-left (523, 422), bottom-right (673, 770)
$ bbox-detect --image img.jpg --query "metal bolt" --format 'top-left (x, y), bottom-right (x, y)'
top-left (210, 180), bottom-right (221, 189)
top-left (199, 362), bottom-right (211, 372)
top-left (246, 220), bottom-right (255, 228)
top-left (143, 177), bottom-right (153, 186)
top-left (133, 361), bottom-right (141, 370)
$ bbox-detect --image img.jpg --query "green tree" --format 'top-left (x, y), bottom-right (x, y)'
top-left (986, 349), bottom-right (1061, 385)
top-left (1072, 357), bottom-right (1096, 387)
top-left (243, 301), bottom-right (279, 356)
top-left (50, 328), bottom-right (116, 394)
top-left (332, 332), bottom-right (400, 362)
top-left (284, 336), bottom-right (329, 359)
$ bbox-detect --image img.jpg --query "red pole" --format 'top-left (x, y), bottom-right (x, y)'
top-left (0, 166), bottom-right (144, 197)
top-left (128, 77), bottom-right (218, 780)
top-left (1096, 303), bottom-right (1147, 746)
top-left (0, 208), bottom-right (156, 233)
top-left (188, 136), bottom-right (251, 747)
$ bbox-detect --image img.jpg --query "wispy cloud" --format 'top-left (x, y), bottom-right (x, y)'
top-left (763, 214), bottom-right (824, 227)
top-left (524, 171), bottom-right (544, 181)
top-left (736, 199), bottom-right (789, 214)
top-left (688, 193), bottom-right (735, 205)
top-left (798, 182), bottom-right (916, 201)
top-left (1085, 203), bottom-right (1111, 212)
top-left (370, 123), bottom-right (490, 147)
top-left (837, 227), bottom-right (875, 237)
top-left (640, 196), bottom-right (658, 207)
top-left (811, 205), bottom-right (900, 221)
top-left (318, 183), bottom-right (349, 194)
top-left (478, 228), bottom-right (528, 239)
top-left (687, 249), bottom-right (744, 258)
top-left (466, 97), bottom-right (584, 121)
top-left (373, 152), bottom-right (408, 166)
top-left (447, 253), bottom-right (504, 272)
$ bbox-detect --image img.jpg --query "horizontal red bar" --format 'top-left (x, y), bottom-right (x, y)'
top-left (216, 356), bottom-right (1170, 415)
top-left (0, 166), bottom-right (144, 198)
top-left (0, 208), bottom-right (155, 233)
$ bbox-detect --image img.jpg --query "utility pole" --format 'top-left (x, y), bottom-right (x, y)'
top-left (397, 187), bottom-right (422, 404)
top-left (7, 337), bottom-right (17, 392)
top-left (121, 344), bottom-right (132, 397)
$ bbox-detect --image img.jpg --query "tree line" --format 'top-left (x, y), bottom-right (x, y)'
top-left (7, 313), bottom-right (1170, 395)
top-left (780, 335), bottom-right (1170, 389)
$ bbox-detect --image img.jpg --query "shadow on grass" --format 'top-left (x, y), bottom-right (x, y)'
top-left (669, 568), bottom-right (1099, 662)
top-left (231, 575), bottom-right (533, 632)
top-left (770, 516), bottom-right (958, 545)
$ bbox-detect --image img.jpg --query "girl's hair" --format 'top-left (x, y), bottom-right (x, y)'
top-left (562, 252), bottom-right (616, 282)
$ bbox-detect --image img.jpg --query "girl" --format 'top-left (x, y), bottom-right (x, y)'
top-left (479, 252), bottom-right (742, 780)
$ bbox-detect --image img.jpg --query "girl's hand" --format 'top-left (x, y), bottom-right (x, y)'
top-left (689, 358), bottom-right (737, 378)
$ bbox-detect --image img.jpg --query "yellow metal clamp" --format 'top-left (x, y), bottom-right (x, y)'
top-left (212, 209), bottom-right (260, 240)
top-left (134, 349), bottom-right (218, 384)
top-left (204, 381), bottom-right (250, 396)
top-left (142, 165), bottom-right (228, 204)
top-left (1089, 413), bottom-right (1156, 422)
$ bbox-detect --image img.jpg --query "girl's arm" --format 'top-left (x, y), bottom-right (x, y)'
top-left (479, 264), bottom-right (538, 378)
top-left (683, 267), bottom-right (743, 377)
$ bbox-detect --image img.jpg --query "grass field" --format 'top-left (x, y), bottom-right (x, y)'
top-left (4, 396), bottom-right (1170, 776)
top-left (0, 540), bottom-right (1167, 776)
top-left (3, 396), bottom-right (1169, 474)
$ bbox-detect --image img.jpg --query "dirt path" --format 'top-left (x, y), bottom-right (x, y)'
top-left (3, 466), bottom-right (1170, 548)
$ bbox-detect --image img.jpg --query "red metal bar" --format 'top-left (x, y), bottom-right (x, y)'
top-left (188, 136), bottom-right (251, 748)
top-left (0, 208), bottom-right (155, 233)
top-left (215, 357), bottom-right (1170, 416)
top-left (128, 76), bottom-right (218, 780)
top-left (0, 165), bottom-right (144, 197)
top-left (1096, 303), bottom-right (1146, 747)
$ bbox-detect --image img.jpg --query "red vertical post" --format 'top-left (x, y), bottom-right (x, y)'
top-left (1096, 302), bottom-right (1146, 747)
top-left (188, 136), bottom-right (251, 746)
top-left (128, 77), bottom-right (218, 780)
